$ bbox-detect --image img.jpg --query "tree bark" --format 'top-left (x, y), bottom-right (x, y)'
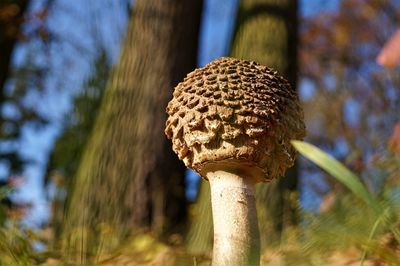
top-left (230, 0), bottom-right (299, 244)
top-left (61, 0), bottom-right (203, 261)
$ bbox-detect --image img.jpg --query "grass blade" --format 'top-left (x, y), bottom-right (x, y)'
top-left (291, 140), bottom-right (380, 213)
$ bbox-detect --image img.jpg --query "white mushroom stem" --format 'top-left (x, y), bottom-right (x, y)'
top-left (207, 170), bottom-right (260, 266)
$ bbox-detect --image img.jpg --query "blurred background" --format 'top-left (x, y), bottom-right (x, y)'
top-left (0, 0), bottom-right (399, 265)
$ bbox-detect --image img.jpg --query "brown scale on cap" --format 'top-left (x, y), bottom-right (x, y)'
top-left (165, 57), bottom-right (305, 182)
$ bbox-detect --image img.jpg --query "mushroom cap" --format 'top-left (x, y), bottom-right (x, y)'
top-left (165, 57), bottom-right (305, 182)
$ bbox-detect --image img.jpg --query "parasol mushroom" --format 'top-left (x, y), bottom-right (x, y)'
top-left (165, 57), bottom-right (305, 266)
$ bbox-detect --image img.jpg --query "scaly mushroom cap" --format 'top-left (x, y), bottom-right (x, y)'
top-left (165, 57), bottom-right (305, 181)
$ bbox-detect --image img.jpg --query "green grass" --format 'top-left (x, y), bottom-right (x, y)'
top-left (292, 140), bottom-right (400, 265)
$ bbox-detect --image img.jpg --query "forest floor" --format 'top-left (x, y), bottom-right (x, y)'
top-left (38, 234), bottom-right (386, 266)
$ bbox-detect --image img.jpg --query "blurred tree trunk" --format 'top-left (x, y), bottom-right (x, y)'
top-left (0, 1), bottom-right (34, 204)
top-left (45, 50), bottom-right (111, 247)
top-left (61, 0), bottom-right (202, 260)
top-left (231, 0), bottom-right (299, 244)
top-left (0, 0), bottom-right (30, 142)
top-left (0, 0), bottom-right (29, 93)
top-left (185, 180), bottom-right (213, 255)
top-left (186, 0), bottom-right (298, 253)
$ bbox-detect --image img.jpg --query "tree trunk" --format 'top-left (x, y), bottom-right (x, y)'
top-left (185, 180), bottom-right (213, 255)
top-left (61, 0), bottom-right (203, 261)
top-left (230, 0), bottom-right (298, 244)
top-left (0, 0), bottom-right (30, 93)
top-left (185, 0), bottom-right (298, 253)
top-left (0, 0), bottom-right (30, 159)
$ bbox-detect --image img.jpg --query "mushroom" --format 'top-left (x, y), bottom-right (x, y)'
top-left (165, 57), bottom-right (305, 266)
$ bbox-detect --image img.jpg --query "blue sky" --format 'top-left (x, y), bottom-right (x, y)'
top-left (7, 0), bottom-right (339, 226)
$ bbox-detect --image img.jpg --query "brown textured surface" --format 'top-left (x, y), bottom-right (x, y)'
top-left (165, 57), bottom-right (305, 181)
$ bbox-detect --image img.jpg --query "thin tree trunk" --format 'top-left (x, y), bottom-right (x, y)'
top-left (0, 0), bottom-right (30, 136)
top-left (0, 0), bottom-right (30, 92)
top-left (230, 0), bottom-right (298, 244)
top-left (61, 0), bottom-right (203, 261)
top-left (185, 180), bottom-right (213, 255)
